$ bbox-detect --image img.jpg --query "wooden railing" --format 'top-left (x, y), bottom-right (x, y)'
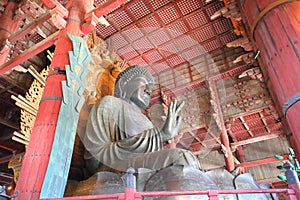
top-left (43, 167), bottom-right (300, 200)
top-left (44, 187), bottom-right (298, 200)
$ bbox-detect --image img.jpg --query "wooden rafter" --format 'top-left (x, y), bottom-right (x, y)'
top-left (239, 116), bottom-right (254, 137)
top-left (259, 111), bottom-right (271, 133)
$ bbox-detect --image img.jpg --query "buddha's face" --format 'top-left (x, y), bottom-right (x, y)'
top-left (125, 75), bottom-right (154, 109)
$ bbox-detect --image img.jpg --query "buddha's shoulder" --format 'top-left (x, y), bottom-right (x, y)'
top-left (101, 95), bottom-right (116, 101)
top-left (98, 96), bottom-right (124, 106)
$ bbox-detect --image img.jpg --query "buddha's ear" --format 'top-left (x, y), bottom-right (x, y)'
top-left (114, 79), bottom-right (125, 98)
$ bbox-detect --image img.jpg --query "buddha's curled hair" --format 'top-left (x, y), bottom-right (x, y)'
top-left (114, 65), bottom-right (154, 97)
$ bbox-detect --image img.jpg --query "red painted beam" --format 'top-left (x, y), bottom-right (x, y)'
top-left (236, 154), bottom-right (289, 168)
top-left (208, 154), bottom-right (290, 171)
top-left (9, 12), bottom-right (51, 43)
top-left (43, 188), bottom-right (297, 200)
top-left (231, 131), bottom-right (283, 150)
top-left (0, 31), bottom-right (58, 75)
top-left (40, 0), bottom-right (68, 13)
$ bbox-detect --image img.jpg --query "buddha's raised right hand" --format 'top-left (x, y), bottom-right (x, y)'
top-left (161, 99), bottom-right (185, 142)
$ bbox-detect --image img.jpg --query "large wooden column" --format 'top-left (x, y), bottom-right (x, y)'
top-left (15, 1), bottom-right (93, 199)
top-left (241, 0), bottom-right (300, 154)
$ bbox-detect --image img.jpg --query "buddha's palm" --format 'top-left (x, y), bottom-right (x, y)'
top-left (161, 99), bottom-right (184, 142)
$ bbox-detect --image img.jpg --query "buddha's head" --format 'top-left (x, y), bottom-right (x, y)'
top-left (114, 65), bottom-right (154, 109)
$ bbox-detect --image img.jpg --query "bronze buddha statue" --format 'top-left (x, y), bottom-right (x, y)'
top-left (82, 65), bottom-right (201, 174)
top-left (68, 66), bottom-right (269, 200)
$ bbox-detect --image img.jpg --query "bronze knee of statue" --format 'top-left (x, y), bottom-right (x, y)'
top-left (81, 65), bottom-right (201, 174)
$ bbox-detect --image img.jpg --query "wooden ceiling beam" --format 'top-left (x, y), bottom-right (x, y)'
top-left (0, 31), bottom-right (58, 75)
top-left (231, 131), bottom-right (282, 150)
top-left (208, 154), bottom-right (289, 170)
top-left (231, 124), bottom-right (281, 136)
top-left (236, 154), bottom-right (289, 168)
top-left (8, 12), bottom-right (51, 43)
top-left (231, 113), bottom-right (276, 126)
top-left (0, 75), bottom-right (27, 93)
top-left (0, 117), bottom-right (19, 131)
top-left (0, 140), bottom-right (23, 152)
top-left (151, 64), bottom-right (248, 103)
top-left (0, 85), bottom-right (15, 94)
top-left (225, 107), bottom-right (268, 121)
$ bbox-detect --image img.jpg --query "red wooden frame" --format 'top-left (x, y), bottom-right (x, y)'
top-left (43, 188), bottom-right (298, 200)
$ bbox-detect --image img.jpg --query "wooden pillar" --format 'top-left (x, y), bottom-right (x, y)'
top-left (211, 80), bottom-right (235, 172)
top-left (241, 0), bottom-right (300, 155)
top-left (15, 1), bottom-right (93, 199)
top-left (236, 146), bottom-right (249, 173)
top-left (220, 127), bottom-right (235, 172)
top-left (0, 0), bottom-right (19, 65)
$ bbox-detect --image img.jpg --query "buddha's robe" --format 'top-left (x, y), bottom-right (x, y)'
top-left (82, 96), bottom-right (200, 173)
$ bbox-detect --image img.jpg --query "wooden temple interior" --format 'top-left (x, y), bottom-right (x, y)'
top-left (0, 0), bottom-right (300, 199)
